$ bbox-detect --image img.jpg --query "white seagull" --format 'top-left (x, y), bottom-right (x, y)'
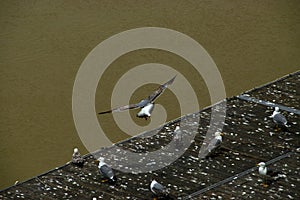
top-left (98, 76), bottom-right (176, 119)
top-left (98, 157), bottom-right (116, 183)
top-left (150, 180), bottom-right (169, 199)
top-left (257, 162), bottom-right (286, 187)
top-left (173, 125), bottom-right (183, 150)
top-left (270, 107), bottom-right (288, 130)
top-left (136, 102), bottom-right (155, 119)
top-left (203, 131), bottom-right (224, 158)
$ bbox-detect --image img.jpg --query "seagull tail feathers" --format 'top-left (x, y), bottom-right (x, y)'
top-left (110, 176), bottom-right (117, 183)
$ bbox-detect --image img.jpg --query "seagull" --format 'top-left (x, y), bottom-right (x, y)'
top-left (136, 102), bottom-right (155, 119)
top-left (203, 132), bottom-right (224, 158)
top-left (98, 75), bottom-right (176, 119)
top-left (150, 180), bottom-right (169, 199)
top-left (72, 148), bottom-right (84, 167)
top-left (257, 162), bottom-right (286, 187)
top-left (173, 126), bottom-right (183, 150)
top-left (98, 157), bottom-right (116, 183)
top-left (270, 107), bottom-right (288, 131)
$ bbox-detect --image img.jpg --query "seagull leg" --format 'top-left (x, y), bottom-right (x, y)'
top-left (262, 176), bottom-right (269, 187)
top-left (101, 178), bottom-right (109, 183)
top-left (262, 183), bottom-right (269, 187)
top-left (274, 124), bottom-right (281, 132)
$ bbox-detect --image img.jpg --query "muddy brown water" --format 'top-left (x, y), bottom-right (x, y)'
top-left (0, 1), bottom-right (299, 189)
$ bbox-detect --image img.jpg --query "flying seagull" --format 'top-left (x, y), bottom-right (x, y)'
top-left (150, 180), bottom-right (169, 199)
top-left (257, 162), bottom-right (286, 187)
top-left (270, 107), bottom-right (288, 131)
top-left (72, 148), bottom-right (84, 167)
top-left (203, 131), bottom-right (224, 158)
top-left (98, 157), bottom-right (116, 183)
top-left (136, 102), bottom-right (155, 119)
top-left (98, 75), bottom-right (176, 119)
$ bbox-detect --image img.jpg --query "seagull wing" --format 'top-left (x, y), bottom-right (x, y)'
top-left (266, 167), bottom-right (282, 177)
top-left (146, 75), bottom-right (176, 103)
top-left (98, 103), bottom-right (140, 114)
top-left (100, 164), bottom-right (114, 179)
top-left (205, 137), bottom-right (222, 154)
top-left (273, 113), bottom-right (287, 125)
top-left (174, 129), bottom-right (183, 140)
top-left (152, 182), bottom-right (166, 194)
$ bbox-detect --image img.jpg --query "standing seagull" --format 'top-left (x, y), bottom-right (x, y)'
top-left (98, 75), bottom-right (176, 119)
top-left (150, 180), bottom-right (169, 200)
top-left (72, 148), bottom-right (84, 167)
top-left (98, 157), bottom-right (116, 183)
top-left (173, 126), bottom-right (183, 151)
top-left (270, 107), bottom-right (288, 131)
top-left (257, 162), bottom-right (286, 187)
top-left (203, 132), bottom-right (224, 158)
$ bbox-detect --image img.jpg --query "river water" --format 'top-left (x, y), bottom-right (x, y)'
top-left (0, 1), bottom-right (299, 189)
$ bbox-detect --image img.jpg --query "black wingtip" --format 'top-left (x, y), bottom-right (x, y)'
top-left (166, 75), bottom-right (176, 85)
top-left (98, 110), bottom-right (112, 115)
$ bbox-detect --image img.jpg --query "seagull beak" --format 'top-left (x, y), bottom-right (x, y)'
top-left (220, 132), bottom-right (225, 136)
top-left (256, 163), bottom-right (260, 166)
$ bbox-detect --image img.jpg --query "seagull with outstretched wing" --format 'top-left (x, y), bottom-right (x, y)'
top-left (98, 75), bottom-right (176, 119)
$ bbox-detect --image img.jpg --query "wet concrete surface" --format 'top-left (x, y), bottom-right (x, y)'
top-left (0, 71), bottom-right (298, 199)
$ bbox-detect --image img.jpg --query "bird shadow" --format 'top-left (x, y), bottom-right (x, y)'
top-left (73, 162), bottom-right (85, 168)
top-left (151, 194), bottom-right (175, 200)
top-left (201, 148), bottom-right (229, 160)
